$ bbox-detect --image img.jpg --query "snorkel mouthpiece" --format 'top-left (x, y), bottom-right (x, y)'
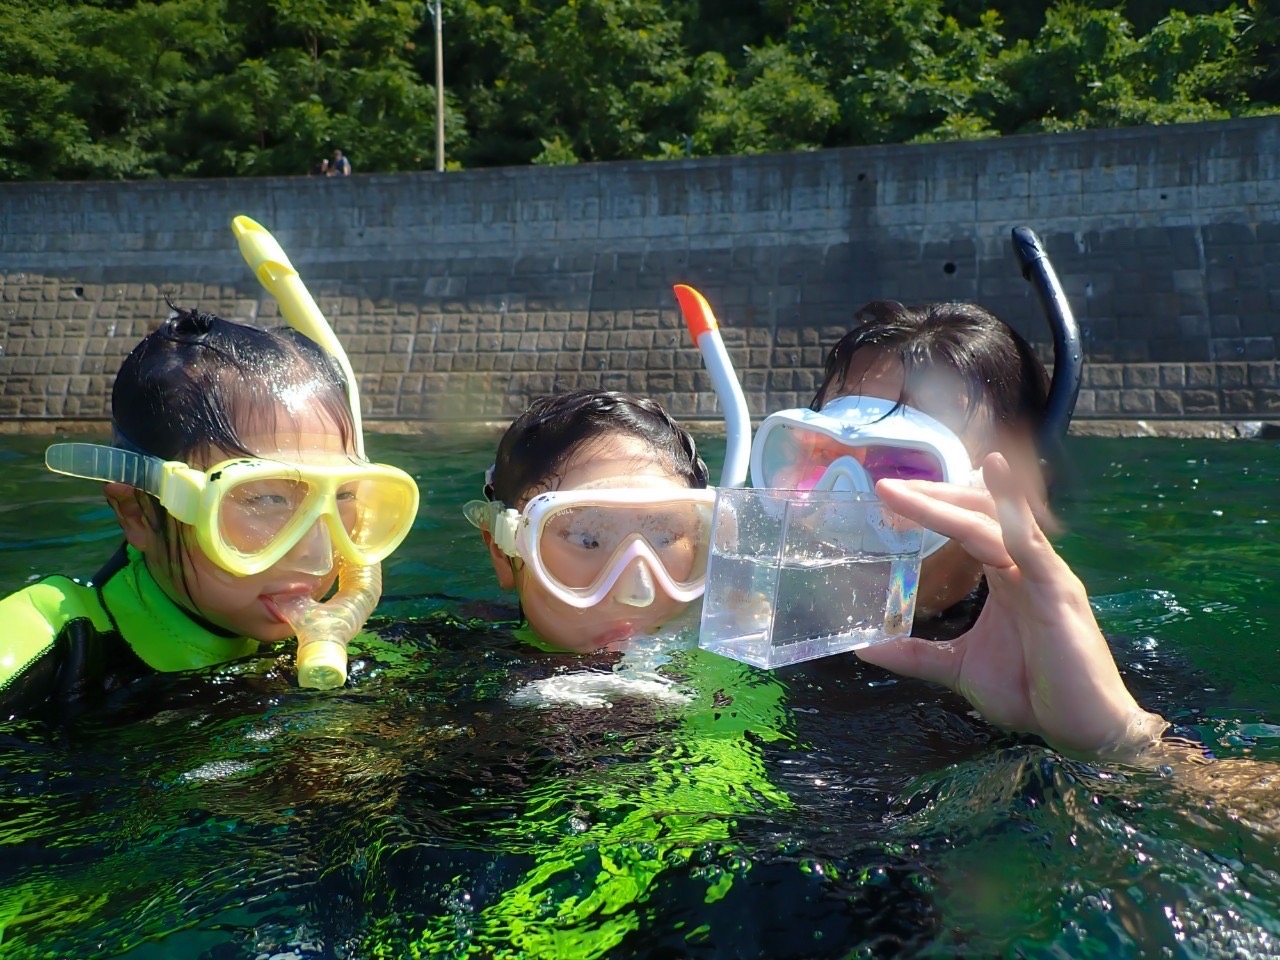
top-left (278, 559), bottom-right (381, 690)
top-left (234, 214), bottom-right (380, 690)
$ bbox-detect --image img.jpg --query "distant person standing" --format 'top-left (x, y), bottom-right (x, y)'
top-left (309, 157), bottom-right (330, 176)
top-left (327, 149), bottom-right (352, 177)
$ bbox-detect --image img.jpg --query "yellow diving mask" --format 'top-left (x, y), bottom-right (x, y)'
top-left (45, 442), bottom-right (419, 579)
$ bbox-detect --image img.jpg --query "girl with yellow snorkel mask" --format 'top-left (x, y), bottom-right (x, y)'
top-left (0, 219), bottom-right (418, 719)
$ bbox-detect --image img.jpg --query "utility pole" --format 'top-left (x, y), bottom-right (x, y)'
top-left (428, 0), bottom-right (444, 172)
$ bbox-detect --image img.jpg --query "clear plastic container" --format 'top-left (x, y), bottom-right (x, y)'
top-left (698, 488), bottom-right (923, 669)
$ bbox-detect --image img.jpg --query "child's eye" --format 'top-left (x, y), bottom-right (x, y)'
top-left (556, 519), bottom-right (603, 549)
top-left (336, 490), bottom-right (357, 502)
top-left (230, 479), bottom-right (305, 511)
top-left (642, 515), bottom-right (691, 546)
top-left (656, 529), bottom-right (690, 548)
top-left (244, 492), bottom-right (291, 508)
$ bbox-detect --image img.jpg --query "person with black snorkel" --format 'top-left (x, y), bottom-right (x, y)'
top-left (729, 229), bottom-right (1143, 753)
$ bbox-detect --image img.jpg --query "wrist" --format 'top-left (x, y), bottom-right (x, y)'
top-left (1089, 707), bottom-right (1170, 764)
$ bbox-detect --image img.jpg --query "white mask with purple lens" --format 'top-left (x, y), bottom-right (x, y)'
top-left (749, 395), bottom-right (979, 557)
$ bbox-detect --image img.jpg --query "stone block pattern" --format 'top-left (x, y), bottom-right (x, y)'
top-left (2, 116), bottom-right (1279, 422)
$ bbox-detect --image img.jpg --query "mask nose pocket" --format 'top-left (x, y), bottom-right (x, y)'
top-left (614, 559), bottom-right (656, 608)
top-left (280, 519), bottom-right (336, 576)
top-left (810, 456), bottom-right (874, 494)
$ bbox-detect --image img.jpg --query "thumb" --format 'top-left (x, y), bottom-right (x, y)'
top-left (855, 636), bottom-right (963, 689)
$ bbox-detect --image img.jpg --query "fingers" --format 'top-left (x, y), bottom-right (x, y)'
top-left (1007, 458), bottom-right (1062, 537)
top-left (855, 636), bottom-right (963, 688)
top-left (876, 464), bottom-right (1061, 536)
top-left (980, 453), bottom-right (1070, 583)
top-left (876, 454), bottom-right (1074, 582)
top-left (875, 478), bottom-right (1014, 569)
top-left (879, 480), bottom-right (1001, 517)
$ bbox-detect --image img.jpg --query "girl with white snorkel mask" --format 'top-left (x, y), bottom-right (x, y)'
top-left (466, 389), bottom-right (714, 653)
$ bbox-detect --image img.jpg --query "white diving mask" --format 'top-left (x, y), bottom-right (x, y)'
top-left (750, 395), bottom-right (980, 557)
top-left (465, 488), bottom-right (716, 609)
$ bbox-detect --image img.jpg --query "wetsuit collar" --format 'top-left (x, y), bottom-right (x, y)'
top-left (100, 546), bottom-right (260, 672)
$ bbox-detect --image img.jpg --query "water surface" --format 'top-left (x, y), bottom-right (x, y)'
top-left (0, 433), bottom-right (1277, 959)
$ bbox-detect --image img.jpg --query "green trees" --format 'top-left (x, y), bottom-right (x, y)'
top-left (0, 0), bottom-right (1274, 180)
top-left (997, 3), bottom-right (1252, 132)
top-left (0, 0), bottom-right (464, 179)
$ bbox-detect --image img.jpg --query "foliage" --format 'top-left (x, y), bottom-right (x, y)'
top-left (0, 0), bottom-right (1276, 180)
top-left (996, 3), bottom-right (1252, 132)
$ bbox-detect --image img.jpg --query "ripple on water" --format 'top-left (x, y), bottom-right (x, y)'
top-left (0, 436), bottom-right (1277, 958)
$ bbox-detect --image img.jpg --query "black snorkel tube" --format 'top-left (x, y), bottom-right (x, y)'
top-left (1011, 226), bottom-right (1083, 463)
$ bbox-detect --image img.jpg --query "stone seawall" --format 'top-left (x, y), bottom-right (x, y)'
top-left (2, 116), bottom-right (1278, 423)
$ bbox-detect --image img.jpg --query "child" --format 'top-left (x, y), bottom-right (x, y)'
top-left (367, 388), bottom-right (789, 958)
top-left (759, 300), bottom-right (1182, 761)
top-left (763, 299), bottom-right (1057, 631)
top-left (464, 388), bottom-right (715, 653)
top-left (0, 306), bottom-right (419, 719)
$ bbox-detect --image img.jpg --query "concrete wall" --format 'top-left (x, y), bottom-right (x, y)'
top-left (2, 116), bottom-right (1278, 424)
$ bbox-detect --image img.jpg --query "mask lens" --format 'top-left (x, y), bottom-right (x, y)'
top-left (217, 469), bottom-right (418, 567)
top-left (861, 446), bottom-right (945, 483)
top-left (763, 422), bottom-right (948, 488)
top-left (537, 501), bottom-right (712, 592)
top-left (762, 425), bottom-right (838, 489)
top-left (763, 424), bottom-right (866, 489)
top-left (218, 475), bottom-right (312, 557)
top-left (639, 502), bottom-right (711, 584)
top-left (339, 475), bottom-right (419, 556)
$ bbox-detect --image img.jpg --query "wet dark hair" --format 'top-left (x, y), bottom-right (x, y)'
top-left (812, 300), bottom-right (1050, 433)
top-left (489, 389), bottom-right (709, 507)
top-left (113, 304), bottom-right (354, 463)
top-left (112, 305), bottom-right (356, 612)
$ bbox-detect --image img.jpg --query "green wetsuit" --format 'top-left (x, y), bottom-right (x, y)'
top-left (0, 544), bottom-right (259, 720)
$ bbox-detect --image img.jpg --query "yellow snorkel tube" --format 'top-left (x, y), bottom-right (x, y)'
top-left (232, 214), bottom-right (381, 690)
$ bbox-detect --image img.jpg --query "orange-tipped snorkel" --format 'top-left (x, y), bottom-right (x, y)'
top-left (232, 215), bottom-right (384, 690)
top-left (673, 285), bottom-right (750, 487)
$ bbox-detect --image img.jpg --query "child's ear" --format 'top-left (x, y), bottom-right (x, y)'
top-left (482, 530), bottom-right (517, 590)
top-left (103, 483), bottom-right (155, 551)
